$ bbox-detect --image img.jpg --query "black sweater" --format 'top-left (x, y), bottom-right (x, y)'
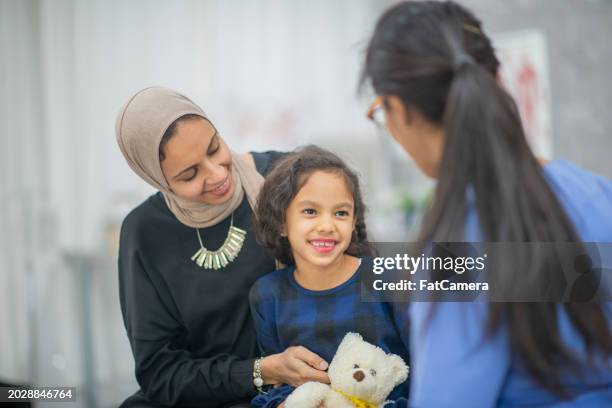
top-left (118, 152), bottom-right (283, 407)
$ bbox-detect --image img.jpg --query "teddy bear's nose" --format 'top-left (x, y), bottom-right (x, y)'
top-left (353, 370), bottom-right (365, 382)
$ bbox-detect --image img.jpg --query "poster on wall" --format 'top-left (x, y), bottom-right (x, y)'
top-left (493, 29), bottom-right (553, 159)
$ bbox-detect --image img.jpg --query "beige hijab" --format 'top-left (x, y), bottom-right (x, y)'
top-left (116, 86), bottom-right (264, 228)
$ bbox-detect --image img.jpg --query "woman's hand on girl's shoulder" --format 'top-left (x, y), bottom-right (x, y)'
top-left (261, 346), bottom-right (330, 388)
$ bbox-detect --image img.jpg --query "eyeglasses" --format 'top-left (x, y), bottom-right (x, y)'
top-left (366, 96), bottom-right (386, 128)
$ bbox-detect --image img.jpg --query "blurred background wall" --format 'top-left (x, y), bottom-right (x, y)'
top-left (1, 0), bottom-right (610, 406)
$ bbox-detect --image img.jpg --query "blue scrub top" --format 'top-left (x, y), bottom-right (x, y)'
top-left (405, 160), bottom-right (612, 407)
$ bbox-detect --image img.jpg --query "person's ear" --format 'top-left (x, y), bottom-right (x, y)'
top-left (281, 224), bottom-right (287, 237)
top-left (386, 95), bottom-right (412, 125)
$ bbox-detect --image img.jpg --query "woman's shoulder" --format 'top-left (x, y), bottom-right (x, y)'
top-left (122, 192), bottom-right (160, 224)
top-left (545, 160), bottom-right (612, 196)
top-left (544, 160), bottom-right (612, 240)
top-left (120, 192), bottom-right (174, 241)
top-left (248, 151), bottom-right (287, 176)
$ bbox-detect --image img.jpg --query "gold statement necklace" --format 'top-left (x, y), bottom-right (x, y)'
top-left (191, 214), bottom-right (247, 269)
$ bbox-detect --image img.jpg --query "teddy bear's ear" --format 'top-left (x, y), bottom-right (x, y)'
top-left (335, 332), bottom-right (363, 356)
top-left (387, 354), bottom-right (409, 385)
top-left (338, 332), bottom-right (362, 351)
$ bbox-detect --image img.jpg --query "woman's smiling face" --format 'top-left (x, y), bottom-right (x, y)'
top-left (160, 117), bottom-right (235, 205)
top-left (283, 170), bottom-right (356, 269)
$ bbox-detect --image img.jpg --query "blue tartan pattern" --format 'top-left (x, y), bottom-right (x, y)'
top-left (248, 257), bottom-right (410, 407)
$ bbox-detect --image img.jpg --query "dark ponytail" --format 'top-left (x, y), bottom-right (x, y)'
top-left (362, 0), bottom-right (611, 397)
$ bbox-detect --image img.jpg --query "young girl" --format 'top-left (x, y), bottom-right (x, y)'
top-left (361, 1), bottom-right (612, 406)
top-left (249, 146), bottom-right (410, 407)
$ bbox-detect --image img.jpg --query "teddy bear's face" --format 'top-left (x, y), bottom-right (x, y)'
top-left (327, 333), bottom-right (409, 404)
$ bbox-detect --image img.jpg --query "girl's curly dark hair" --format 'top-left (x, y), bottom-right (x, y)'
top-left (255, 145), bottom-right (372, 266)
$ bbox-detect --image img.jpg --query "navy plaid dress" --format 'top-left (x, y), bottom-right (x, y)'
top-left (249, 257), bottom-right (410, 407)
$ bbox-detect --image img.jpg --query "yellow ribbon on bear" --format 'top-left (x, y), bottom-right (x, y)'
top-left (333, 389), bottom-right (377, 408)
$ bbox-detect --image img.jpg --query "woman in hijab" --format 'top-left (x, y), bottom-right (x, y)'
top-left (116, 87), bottom-right (330, 407)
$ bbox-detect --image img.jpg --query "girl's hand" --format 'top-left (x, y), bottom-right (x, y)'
top-left (261, 346), bottom-right (330, 387)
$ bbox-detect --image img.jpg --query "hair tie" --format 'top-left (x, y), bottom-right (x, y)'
top-left (452, 53), bottom-right (475, 71)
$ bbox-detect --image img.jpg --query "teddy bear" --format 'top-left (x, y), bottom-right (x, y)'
top-left (284, 332), bottom-right (409, 408)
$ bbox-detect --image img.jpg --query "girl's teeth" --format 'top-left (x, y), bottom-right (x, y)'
top-left (214, 179), bottom-right (226, 191)
top-left (312, 241), bottom-right (334, 247)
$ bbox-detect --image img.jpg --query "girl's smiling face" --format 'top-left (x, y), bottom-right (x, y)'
top-left (283, 170), bottom-right (356, 269)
